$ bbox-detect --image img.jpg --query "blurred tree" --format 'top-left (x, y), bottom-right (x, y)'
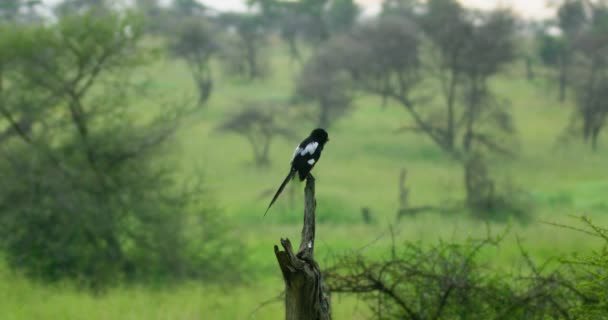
top-left (556, 0), bottom-right (586, 102)
top-left (0, 12), bottom-right (238, 288)
top-left (249, 0), bottom-right (330, 64)
top-left (295, 41), bottom-right (353, 128)
top-left (169, 0), bottom-right (207, 18)
top-left (381, 0), bottom-right (419, 18)
top-left (538, 0), bottom-right (586, 102)
top-left (0, 0), bottom-right (40, 23)
top-left (282, 0), bottom-right (329, 43)
top-left (134, 0), bottom-right (160, 13)
top-left (0, 0), bottom-right (23, 21)
top-left (568, 2), bottom-right (608, 150)
top-left (245, 1), bottom-right (302, 63)
top-left (217, 101), bottom-right (295, 166)
top-left (420, 2), bottom-right (518, 214)
top-left (343, 16), bottom-right (421, 107)
top-left (538, 31), bottom-right (566, 67)
top-left (218, 13), bottom-right (269, 80)
top-left (417, 0), bottom-right (470, 154)
top-left (326, 0), bottom-right (359, 35)
top-left (168, 17), bottom-right (218, 106)
top-left (133, 0), bottom-right (165, 33)
top-left (277, 7), bottom-right (309, 63)
top-left (558, 0), bottom-right (586, 36)
top-left (324, 2), bottom-right (521, 217)
top-left (55, 0), bottom-right (111, 16)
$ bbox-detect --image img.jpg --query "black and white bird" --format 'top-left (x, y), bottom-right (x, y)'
top-left (265, 128), bottom-right (329, 215)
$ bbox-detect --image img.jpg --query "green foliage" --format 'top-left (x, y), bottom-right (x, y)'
top-left (218, 13), bottom-right (271, 80)
top-left (317, 1), bottom-right (520, 219)
top-left (0, 0), bottom-right (40, 24)
top-left (568, 218), bottom-right (608, 318)
top-left (558, 0), bottom-right (586, 36)
top-left (168, 17), bottom-right (218, 105)
top-left (217, 100), bottom-right (295, 166)
top-left (538, 33), bottom-right (565, 66)
top-left (562, 1), bottom-right (608, 150)
top-left (381, 0), bottom-right (419, 17)
top-left (295, 43), bottom-right (353, 128)
top-left (55, 0), bottom-right (112, 17)
top-left (0, 0), bottom-right (24, 21)
top-left (0, 1), bottom-right (608, 318)
top-left (327, 235), bottom-right (582, 319)
top-left (169, 0), bottom-right (206, 17)
top-left (0, 12), bottom-right (239, 289)
top-left (326, 0), bottom-right (359, 34)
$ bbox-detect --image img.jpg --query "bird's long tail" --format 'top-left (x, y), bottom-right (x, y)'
top-left (264, 168), bottom-right (296, 216)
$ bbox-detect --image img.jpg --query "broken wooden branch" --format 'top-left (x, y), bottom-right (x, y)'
top-left (274, 175), bottom-right (331, 320)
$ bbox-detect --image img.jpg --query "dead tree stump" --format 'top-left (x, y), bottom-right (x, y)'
top-left (274, 175), bottom-right (331, 320)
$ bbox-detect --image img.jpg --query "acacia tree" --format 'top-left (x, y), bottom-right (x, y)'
top-left (218, 101), bottom-right (295, 166)
top-left (170, 0), bottom-right (206, 17)
top-left (133, 0), bottom-right (165, 33)
top-left (218, 13), bottom-right (270, 80)
top-left (325, 1), bottom-right (520, 216)
top-left (55, 0), bottom-right (111, 16)
top-left (572, 3), bottom-right (608, 150)
top-left (420, 3), bottom-right (517, 211)
top-left (326, 0), bottom-right (359, 35)
top-left (0, 12), bottom-right (237, 288)
top-left (246, 0), bottom-right (300, 62)
top-left (326, 236), bottom-right (588, 319)
top-left (295, 42), bottom-right (353, 129)
top-left (545, 0), bottom-right (608, 150)
top-left (249, 0), bottom-right (332, 64)
top-left (567, 2), bottom-right (608, 150)
top-left (169, 17), bottom-right (218, 106)
top-left (1, 0), bottom-right (24, 21)
top-left (538, 0), bottom-right (586, 102)
top-left (0, 0), bottom-right (40, 23)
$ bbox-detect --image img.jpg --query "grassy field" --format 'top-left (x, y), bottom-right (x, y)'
top-left (2, 43), bottom-right (607, 319)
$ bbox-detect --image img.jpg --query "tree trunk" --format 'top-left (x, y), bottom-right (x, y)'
top-left (396, 168), bottom-right (410, 218)
top-left (526, 57), bottom-right (535, 81)
top-left (445, 68), bottom-right (457, 152)
top-left (591, 126), bottom-right (600, 152)
top-left (287, 37), bottom-right (302, 65)
top-left (194, 69), bottom-right (213, 106)
top-left (318, 101), bottom-right (330, 130)
top-left (245, 37), bottom-right (258, 80)
top-left (559, 59), bottom-right (567, 103)
top-left (274, 176), bottom-right (331, 320)
top-left (463, 155), bottom-right (494, 212)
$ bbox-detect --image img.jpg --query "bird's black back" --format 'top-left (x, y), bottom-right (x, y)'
top-left (265, 128), bottom-right (329, 215)
top-left (291, 129), bottom-right (328, 181)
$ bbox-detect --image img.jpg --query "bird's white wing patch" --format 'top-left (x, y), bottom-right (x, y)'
top-left (291, 146), bottom-right (302, 163)
top-left (300, 142), bottom-right (318, 156)
top-left (307, 159), bottom-right (315, 165)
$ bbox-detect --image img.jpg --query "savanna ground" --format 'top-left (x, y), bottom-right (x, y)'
top-left (2, 42), bottom-right (607, 319)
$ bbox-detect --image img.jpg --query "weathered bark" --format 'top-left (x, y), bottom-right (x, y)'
top-left (274, 176), bottom-right (331, 320)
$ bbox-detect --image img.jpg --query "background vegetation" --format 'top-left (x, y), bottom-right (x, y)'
top-left (0, 0), bottom-right (607, 319)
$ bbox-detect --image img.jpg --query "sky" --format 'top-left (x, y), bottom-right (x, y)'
top-left (41, 0), bottom-right (556, 19)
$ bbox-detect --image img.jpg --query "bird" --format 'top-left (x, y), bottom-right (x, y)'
top-left (264, 128), bottom-right (329, 216)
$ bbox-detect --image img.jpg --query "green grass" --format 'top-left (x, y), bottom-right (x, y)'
top-left (1, 43), bottom-right (607, 319)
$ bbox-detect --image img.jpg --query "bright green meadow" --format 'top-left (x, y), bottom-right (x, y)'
top-left (1, 44), bottom-right (607, 319)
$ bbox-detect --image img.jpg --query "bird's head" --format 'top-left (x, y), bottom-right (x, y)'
top-left (310, 128), bottom-right (329, 144)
